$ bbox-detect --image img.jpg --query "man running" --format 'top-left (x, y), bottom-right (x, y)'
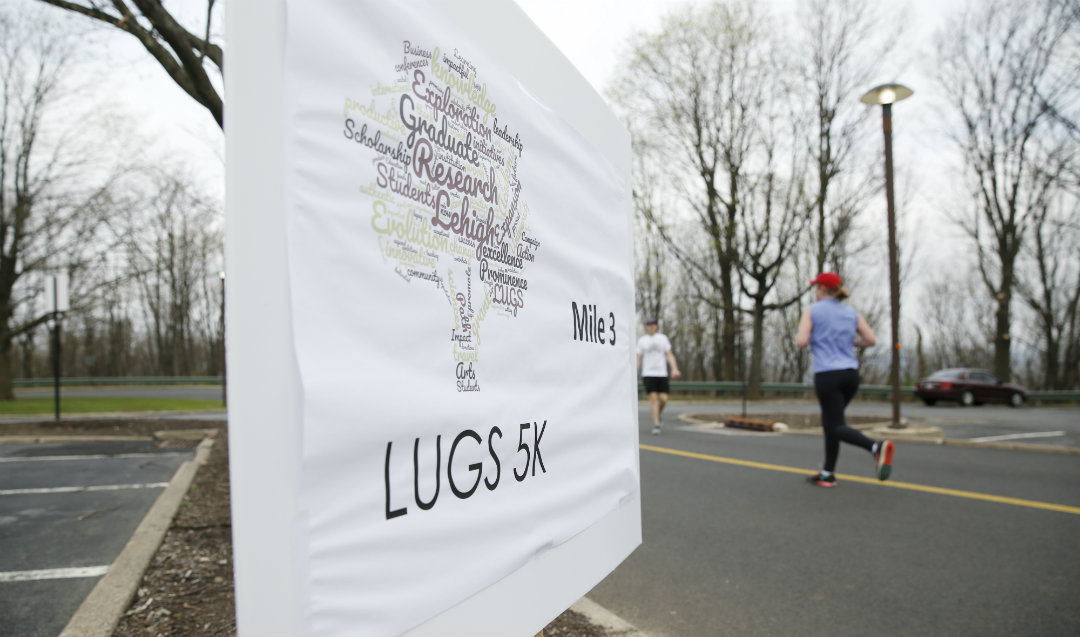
top-left (637, 318), bottom-right (681, 435)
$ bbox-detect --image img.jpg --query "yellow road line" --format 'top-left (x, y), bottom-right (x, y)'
top-left (639, 443), bottom-right (1080, 516)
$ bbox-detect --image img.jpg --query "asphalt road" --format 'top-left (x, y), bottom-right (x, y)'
top-left (583, 403), bottom-right (1080, 636)
top-left (0, 441), bottom-right (194, 637)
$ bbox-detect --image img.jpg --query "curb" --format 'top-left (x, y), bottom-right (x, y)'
top-left (920, 436), bottom-right (1080, 455)
top-left (571, 597), bottom-right (646, 636)
top-left (0, 428), bottom-right (219, 446)
top-left (0, 434), bottom-right (153, 444)
top-left (0, 409), bottom-right (227, 423)
top-left (59, 435), bottom-right (216, 637)
top-left (679, 414), bottom-right (1079, 454)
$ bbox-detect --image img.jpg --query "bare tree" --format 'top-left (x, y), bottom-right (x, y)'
top-left (665, 276), bottom-right (712, 382)
top-left (632, 151), bottom-right (668, 326)
top-left (794, 0), bottom-right (904, 275)
top-left (610, 0), bottom-right (773, 382)
top-left (31, 0), bottom-right (226, 383)
top-left (915, 276), bottom-right (996, 375)
top-left (114, 170), bottom-right (222, 376)
top-left (1019, 194), bottom-right (1080, 388)
top-left (735, 94), bottom-right (811, 397)
top-left (935, 0), bottom-right (1079, 381)
top-left (0, 7), bottom-right (126, 398)
top-left (35, 0), bottom-right (223, 128)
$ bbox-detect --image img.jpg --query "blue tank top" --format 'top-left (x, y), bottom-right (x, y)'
top-left (810, 299), bottom-right (859, 373)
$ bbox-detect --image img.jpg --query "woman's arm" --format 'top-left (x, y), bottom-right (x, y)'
top-left (796, 308), bottom-right (812, 349)
top-left (854, 313), bottom-right (876, 348)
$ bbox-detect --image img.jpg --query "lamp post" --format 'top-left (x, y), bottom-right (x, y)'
top-left (860, 83), bottom-right (912, 430)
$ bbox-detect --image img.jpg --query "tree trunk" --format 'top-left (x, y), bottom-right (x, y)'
top-left (721, 188), bottom-right (739, 381)
top-left (721, 272), bottom-right (737, 380)
top-left (0, 338), bottom-right (15, 401)
top-left (712, 307), bottom-right (724, 382)
top-left (915, 326), bottom-right (926, 382)
top-left (994, 260), bottom-right (1014, 381)
top-left (748, 303), bottom-right (765, 399)
top-left (1044, 332), bottom-right (1059, 389)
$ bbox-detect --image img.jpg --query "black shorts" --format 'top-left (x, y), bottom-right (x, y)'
top-left (642, 376), bottom-right (670, 394)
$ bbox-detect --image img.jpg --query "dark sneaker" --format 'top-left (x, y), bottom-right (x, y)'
top-left (875, 440), bottom-right (895, 481)
top-left (806, 472), bottom-right (836, 487)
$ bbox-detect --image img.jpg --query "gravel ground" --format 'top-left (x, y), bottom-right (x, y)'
top-left (1, 418), bottom-right (607, 636)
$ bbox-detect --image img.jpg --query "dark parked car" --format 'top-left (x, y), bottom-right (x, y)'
top-left (914, 368), bottom-right (1027, 407)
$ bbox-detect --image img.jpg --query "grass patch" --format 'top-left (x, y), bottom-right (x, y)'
top-left (0, 397), bottom-right (224, 415)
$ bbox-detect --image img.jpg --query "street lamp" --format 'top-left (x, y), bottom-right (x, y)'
top-left (860, 83), bottom-right (912, 430)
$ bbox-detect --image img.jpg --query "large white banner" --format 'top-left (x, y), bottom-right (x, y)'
top-left (281, 2), bottom-right (638, 634)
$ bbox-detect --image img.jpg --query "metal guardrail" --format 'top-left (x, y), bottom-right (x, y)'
top-left (1027, 390), bottom-right (1080, 403)
top-left (639, 380), bottom-right (1080, 404)
top-left (12, 376), bottom-right (1078, 403)
top-left (14, 376), bottom-right (223, 388)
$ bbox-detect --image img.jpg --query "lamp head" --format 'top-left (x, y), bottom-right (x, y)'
top-left (860, 83), bottom-right (913, 106)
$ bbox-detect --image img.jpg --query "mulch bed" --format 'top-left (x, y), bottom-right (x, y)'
top-left (1, 418), bottom-right (606, 636)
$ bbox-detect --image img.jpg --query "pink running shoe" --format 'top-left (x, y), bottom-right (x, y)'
top-left (806, 472), bottom-right (836, 488)
top-left (875, 440), bottom-right (895, 481)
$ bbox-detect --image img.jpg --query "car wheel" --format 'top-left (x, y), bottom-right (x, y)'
top-left (960, 391), bottom-right (975, 407)
top-left (922, 398), bottom-right (937, 406)
top-left (1009, 392), bottom-right (1024, 407)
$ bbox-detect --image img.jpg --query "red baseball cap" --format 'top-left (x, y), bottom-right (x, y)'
top-left (810, 272), bottom-right (842, 289)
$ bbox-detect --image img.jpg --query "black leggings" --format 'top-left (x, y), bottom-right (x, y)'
top-left (814, 369), bottom-right (874, 472)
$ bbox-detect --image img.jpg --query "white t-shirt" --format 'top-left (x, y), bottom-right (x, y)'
top-left (637, 333), bottom-right (672, 378)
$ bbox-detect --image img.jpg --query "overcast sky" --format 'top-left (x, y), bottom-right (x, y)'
top-left (79, 0), bottom-right (969, 321)
top-left (93, 0), bottom-right (962, 210)
top-left (512, 0), bottom-right (958, 93)
top-left (512, 0), bottom-right (971, 290)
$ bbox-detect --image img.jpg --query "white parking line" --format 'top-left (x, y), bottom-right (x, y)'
top-left (0, 482), bottom-right (170, 496)
top-left (0, 452), bottom-right (189, 463)
top-left (0, 566), bottom-right (110, 582)
top-left (969, 431), bottom-right (1067, 443)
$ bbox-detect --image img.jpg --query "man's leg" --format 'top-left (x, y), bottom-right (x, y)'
top-left (649, 392), bottom-right (662, 426)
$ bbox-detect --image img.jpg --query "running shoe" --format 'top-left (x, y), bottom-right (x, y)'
top-left (875, 440), bottom-right (895, 481)
top-left (651, 425), bottom-right (661, 435)
top-left (806, 472), bottom-right (836, 487)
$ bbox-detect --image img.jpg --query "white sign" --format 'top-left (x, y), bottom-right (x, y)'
top-left (226, 2), bottom-right (639, 636)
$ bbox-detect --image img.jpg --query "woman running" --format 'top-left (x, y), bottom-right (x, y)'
top-left (796, 272), bottom-right (894, 487)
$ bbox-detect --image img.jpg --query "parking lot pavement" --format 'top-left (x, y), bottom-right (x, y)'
top-left (0, 440), bottom-right (194, 637)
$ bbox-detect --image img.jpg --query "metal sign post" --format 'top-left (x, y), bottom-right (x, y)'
top-left (49, 275), bottom-right (69, 421)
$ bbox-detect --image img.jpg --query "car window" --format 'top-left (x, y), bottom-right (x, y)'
top-left (971, 372), bottom-right (996, 383)
top-left (929, 370), bottom-right (963, 380)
